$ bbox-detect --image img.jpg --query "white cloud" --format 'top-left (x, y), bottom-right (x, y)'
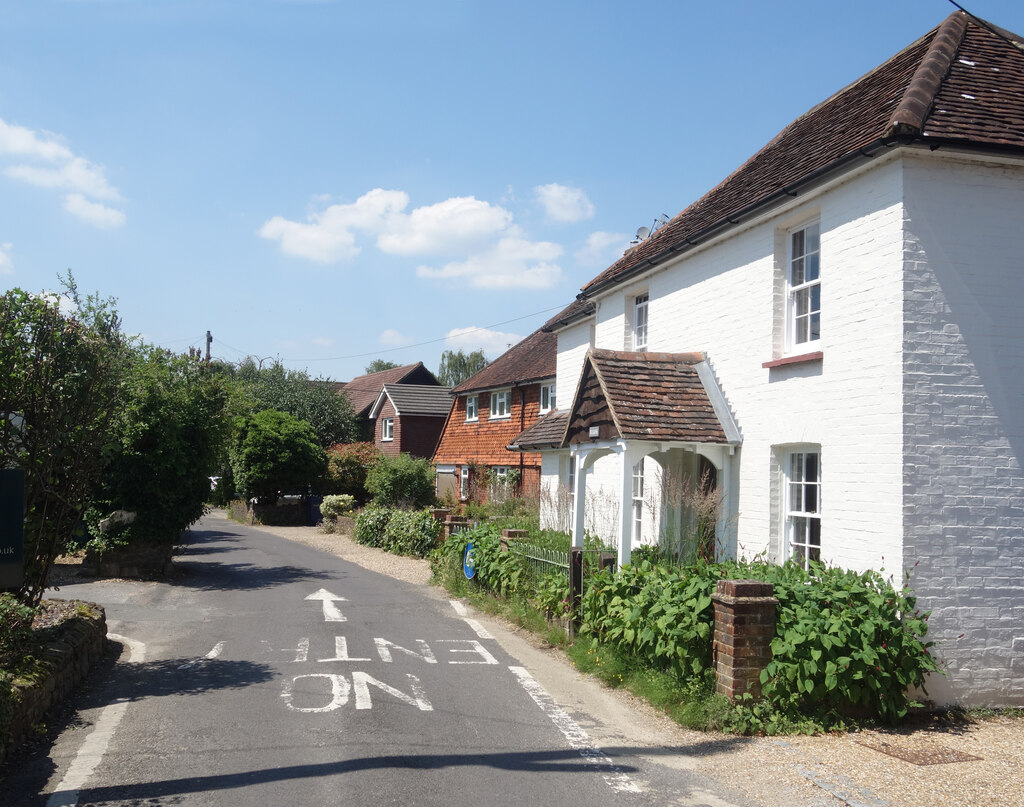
top-left (416, 237), bottom-right (564, 290)
top-left (0, 119), bottom-right (72, 162)
top-left (575, 230), bottom-right (629, 266)
top-left (63, 194), bottom-right (126, 229)
top-left (261, 190), bottom-right (512, 263)
top-left (0, 116), bottom-right (125, 228)
top-left (445, 326), bottom-right (523, 357)
top-left (0, 242), bottom-right (12, 275)
top-left (379, 328), bottom-right (409, 346)
top-left (535, 183), bottom-right (595, 223)
top-left (377, 196), bottom-right (511, 256)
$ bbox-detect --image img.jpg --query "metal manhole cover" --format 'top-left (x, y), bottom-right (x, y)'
top-left (857, 741), bottom-right (982, 766)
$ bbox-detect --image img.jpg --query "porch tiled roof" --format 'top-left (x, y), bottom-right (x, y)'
top-left (580, 12), bottom-right (1024, 297)
top-left (570, 350), bottom-right (731, 445)
top-left (509, 410), bottom-right (569, 451)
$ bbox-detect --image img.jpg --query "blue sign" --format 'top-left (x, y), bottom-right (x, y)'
top-left (462, 542), bottom-right (476, 580)
top-left (0, 468), bottom-right (25, 589)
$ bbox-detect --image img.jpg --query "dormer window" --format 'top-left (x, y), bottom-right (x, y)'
top-left (633, 293), bottom-right (649, 351)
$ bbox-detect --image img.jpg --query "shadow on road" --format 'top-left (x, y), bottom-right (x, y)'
top-left (67, 741), bottom-right (748, 804)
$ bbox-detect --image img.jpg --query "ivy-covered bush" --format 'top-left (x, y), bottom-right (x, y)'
top-left (354, 506), bottom-right (440, 557)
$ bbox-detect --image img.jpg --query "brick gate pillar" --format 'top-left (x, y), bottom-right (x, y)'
top-left (711, 579), bottom-right (777, 700)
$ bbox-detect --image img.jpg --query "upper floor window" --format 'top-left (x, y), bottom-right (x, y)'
top-left (381, 417), bottom-right (394, 441)
top-left (465, 395), bottom-right (478, 422)
top-left (490, 389), bottom-right (510, 420)
top-left (787, 221), bottom-right (820, 349)
top-left (785, 450), bottom-right (821, 570)
top-left (539, 383), bottom-right (556, 414)
top-left (633, 293), bottom-right (649, 351)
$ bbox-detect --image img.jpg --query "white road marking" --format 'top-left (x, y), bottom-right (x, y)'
top-left (448, 599), bottom-right (493, 639)
top-left (352, 672), bottom-right (432, 711)
top-left (437, 639), bottom-right (499, 665)
top-left (508, 666), bottom-right (641, 795)
top-left (317, 636), bottom-right (371, 662)
top-left (374, 638), bottom-right (437, 664)
top-left (305, 588), bottom-right (348, 622)
top-left (177, 641), bottom-right (225, 670)
top-left (46, 633), bottom-right (147, 807)
top-left (292, 637), bottom-right (310, 663)
top-left (282, 673), bottom-right (351, 713)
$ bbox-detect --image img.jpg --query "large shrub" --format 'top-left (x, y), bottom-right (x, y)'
top-left (325, 441), bottom-right (382, 502)
top-left (364, 453), bottom-right (435, 509)
top-left (86, 347), bottom-right (230, 549)
top-left (230, 409), bottom-right (326, 503)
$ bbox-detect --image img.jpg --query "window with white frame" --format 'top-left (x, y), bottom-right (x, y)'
top-left (465, 395), bottom-right (478, 422)
top-left (381, 418), bottom-right (394, 441)
top-left (787, 221), bottom-right (821, 349)
top-left (539, 383), bottom-right (556, 414)
top-left (785, 450), bottom-right (821, 570)
top-left (459, 466), bottom-right (470, 499)
top-left (633, 293), bottom-right (649, 351)
top-left (632, 460), bottom-right (645, 543)
top-left (490, 465), bottom-right (511, 500)
top-left (489, 389), bottom-right (510, 419)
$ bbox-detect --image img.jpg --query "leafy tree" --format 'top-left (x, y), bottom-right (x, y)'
top-left (0, 282), bottom-right (127, 605)
top-left (218, 358), bottom-right (358, 448)
top-left (364, 359), bottom-right (400, 374)
top-left (437, 349), bottom-right (488, 387)
top-left (85, 347), bottom-right (230, 550)
top-left (364, 453), bottom-right (435, 509)
top-left (325, 441), bottom-right (383, 503)
top-left (230, 409), bottom-right (326, 504)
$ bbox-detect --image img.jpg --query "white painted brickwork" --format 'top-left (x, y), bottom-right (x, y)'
top-left (542, 151), bottom-right (1024, 703)
top-left (901, 154), bottom-right (1024, 705)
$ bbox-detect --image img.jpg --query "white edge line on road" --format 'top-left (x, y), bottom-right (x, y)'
top-left (508, 665), bottom-right (641, 794)
top-left (448, 600), bottom-right (493, 639)
top-left (45, 633), bottom-right (146, 807)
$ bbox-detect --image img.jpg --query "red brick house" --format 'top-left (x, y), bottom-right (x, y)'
top-left (336, 362), bottom-right (440, 441)
top-left (432, 327), bottom-right (556, 503)
top-left (368, 384), bottom-right (453, 459)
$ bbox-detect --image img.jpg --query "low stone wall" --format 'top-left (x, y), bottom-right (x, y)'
top-left (1, 602), bottom-right (106, 765)
top-left (81, 542), bottom-right (174, 578)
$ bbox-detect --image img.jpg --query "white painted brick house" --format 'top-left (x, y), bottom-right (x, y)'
top-left (512, 11), bottom-right (1024, 705)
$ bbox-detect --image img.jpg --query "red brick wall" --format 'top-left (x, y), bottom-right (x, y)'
top-left (374, 400), bottom-right (446, 460)
top-left (433, 385), bottom-right (544, 471)
top-left (374, 399), bottom-right (399, 457)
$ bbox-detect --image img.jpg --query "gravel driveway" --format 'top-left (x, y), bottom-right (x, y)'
top-left (230, 511), bottom-right (1024, 807)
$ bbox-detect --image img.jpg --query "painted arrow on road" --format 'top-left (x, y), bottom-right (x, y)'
top-left (305, 588), bottom-right (348, 622)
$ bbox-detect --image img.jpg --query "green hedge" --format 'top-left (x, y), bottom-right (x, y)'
top-left (353, 506), bottom-right (440, 557)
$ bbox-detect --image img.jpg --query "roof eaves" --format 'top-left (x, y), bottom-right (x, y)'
top-left (694, 360), bottom-right (742, 445)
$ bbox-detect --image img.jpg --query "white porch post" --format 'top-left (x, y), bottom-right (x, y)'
top-left (571, 448), bottom-right (589, 549)
top-left (617, 444), bottom-right (646, 568)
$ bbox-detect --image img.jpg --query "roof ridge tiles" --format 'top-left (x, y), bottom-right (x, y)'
top-left (888, 11), bottom-right (968, 135)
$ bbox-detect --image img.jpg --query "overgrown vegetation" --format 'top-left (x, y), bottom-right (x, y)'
top-left (364, 453), bottom-right (435, 509)
top-left (432, 520), bottom-right (939, 734)
top-left (354, 506), bottom-right (440, 556)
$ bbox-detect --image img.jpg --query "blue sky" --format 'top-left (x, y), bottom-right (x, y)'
top-left (3, 0), bottom-right (1023, 382)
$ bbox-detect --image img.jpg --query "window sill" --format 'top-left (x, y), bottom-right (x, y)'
top-left (489, 415), bottom-right (511, 421)
top-left (465, 418), bottom-right (478, 424)
top-left (762, 351), bottom-right (823, 369)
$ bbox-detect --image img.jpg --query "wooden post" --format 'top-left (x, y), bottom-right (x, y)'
top-left (569, 547), bottom-right (584, 638)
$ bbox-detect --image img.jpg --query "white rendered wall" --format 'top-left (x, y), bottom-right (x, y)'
top-left (901, 153), bottom-right (1024, 705)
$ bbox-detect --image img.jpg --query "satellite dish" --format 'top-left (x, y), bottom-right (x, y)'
top-left (635, 226), bottom-right (651, 241)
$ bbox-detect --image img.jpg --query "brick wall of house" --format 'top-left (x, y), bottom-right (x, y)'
top-left (433, 384), bottom-right (545, 499)
top-left (399, 415), bottom-right (446, 460)
top-left (901, 153), bottom-right (1024, 705)
top-left (374, 398), bottom-right (399, 457)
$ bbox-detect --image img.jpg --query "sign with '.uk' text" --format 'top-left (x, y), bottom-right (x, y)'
top-left (0, 468), bottom-right (25, 589)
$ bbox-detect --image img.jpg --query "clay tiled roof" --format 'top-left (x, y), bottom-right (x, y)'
top-left (541, 298), bottom-right (596, 332)
top-left (371, 384), bottom-right (453, 418)
top-left (568, 350), bottom-right (733, 444)
top-left (581, 12), bottom-right (1024, 297)
top-left (452, 328), bottom-right (556, 395)
top-left (339, 362), bottom-right (439, 416)
top-left (508, 410), bottom-right (569, 451)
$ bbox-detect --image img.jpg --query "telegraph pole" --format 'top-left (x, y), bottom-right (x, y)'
top-left (206, 331), bottom-right (212, 363)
